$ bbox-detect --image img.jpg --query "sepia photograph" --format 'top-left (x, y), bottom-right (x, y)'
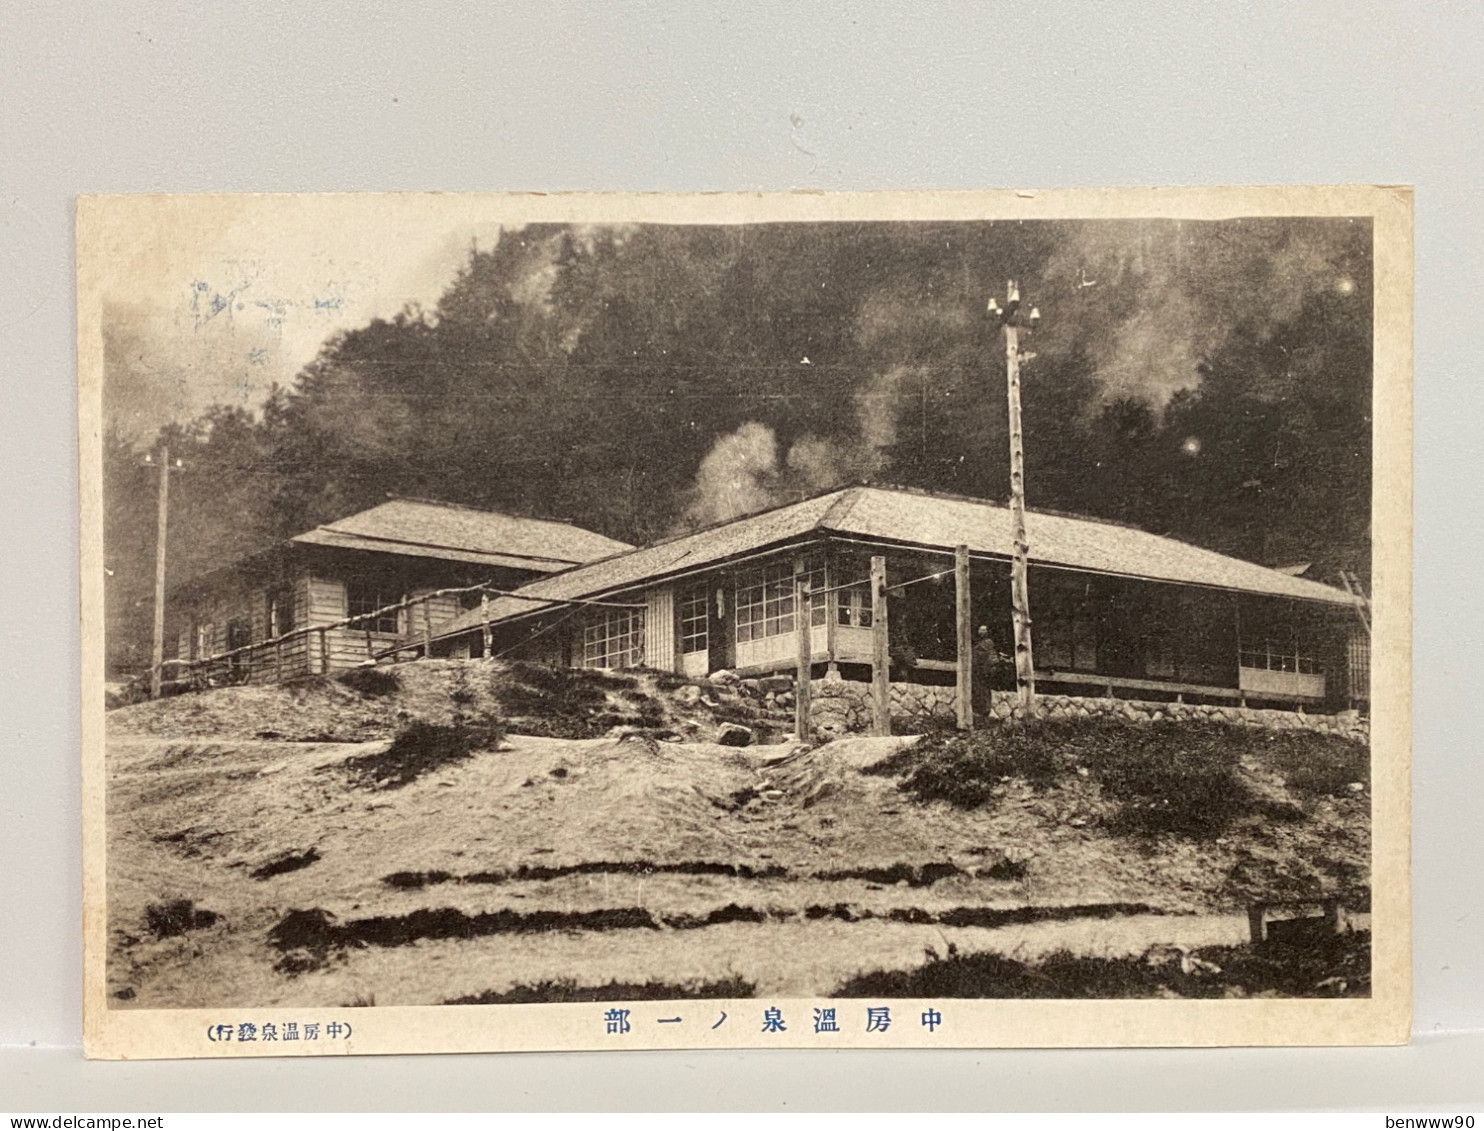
top-left (77, 188), bottom-right (1411, 1056)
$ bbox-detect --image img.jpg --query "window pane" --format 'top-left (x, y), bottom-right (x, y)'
top-left (582, 606), bottom-right (646, 669)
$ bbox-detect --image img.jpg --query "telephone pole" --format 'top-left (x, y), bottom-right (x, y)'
top-left (146, 445), bottom-right (180, 699)
top-left (987, 282), bottom-right (1040, 714)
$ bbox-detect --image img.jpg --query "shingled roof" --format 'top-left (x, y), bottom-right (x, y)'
top-left (291, 498), bottom-right (634, 571)
top-left (431, 485), bottom-right (1356, 640)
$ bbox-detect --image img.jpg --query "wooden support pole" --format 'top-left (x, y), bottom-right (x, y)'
top-left (318, 627), bottom-right (329, 675)
top-left (364, 620), bottom-right (374, 660)
top-left (794, 571), bottom-right (812, 741)
top-left (823, 550), bottom-right (838, 665)
top-left (870, 555), bottom-right (891, 736)
top-left (1004, 302), bottom-right (1037, 716)
top-left (422, 597), bottom-right (434, 658)
top-left (1233, 592), bottom-right (1244, 684)
top-left (955, 544), bottom-right (973, 730)
top-left (274, 637), bottom-right (283, 683)
top-left (149, 445), bottom-right (171, 699)
top-left (481, 593), bottom-right (492, 658)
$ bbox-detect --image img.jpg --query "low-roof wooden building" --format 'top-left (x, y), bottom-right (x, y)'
top-left (427, 485), bottom-right (1368, 711)
top-left (166, 498), bottom-right (633, 683)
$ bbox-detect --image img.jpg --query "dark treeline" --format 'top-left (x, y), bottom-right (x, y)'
top-left (104, 220), bottom-right (1372, 674)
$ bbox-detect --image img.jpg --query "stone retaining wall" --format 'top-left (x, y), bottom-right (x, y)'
top-left (807, 674), bottom-right (1369, 743)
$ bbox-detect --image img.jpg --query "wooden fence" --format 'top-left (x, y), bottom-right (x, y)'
top-left (161, 583), bottom-right (499, 690)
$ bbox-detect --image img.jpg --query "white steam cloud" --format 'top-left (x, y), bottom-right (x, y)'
top-left (682, 365), bottom-right (926, 526)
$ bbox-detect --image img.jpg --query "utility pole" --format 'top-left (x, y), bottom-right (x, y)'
top-left (954, 544), bottom-right (973, 730)
top-left (987, 282), bottom-right (1041, 715)
top-left (145, 445), bottom-right (180, 699)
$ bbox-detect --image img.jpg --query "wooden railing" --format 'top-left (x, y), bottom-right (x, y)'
top-left (163, 583), bottom-right (500, 689)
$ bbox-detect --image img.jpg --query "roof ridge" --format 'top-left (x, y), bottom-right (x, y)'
top-left (864, 482), bottom-right (1156, 532)
top-left (598, 486), bottom-right (856, 556)
top-left (380, 495), bottom-right (582, 527)
top-left (304, 526), bottom-right (587, 564)
top-left (817, 485), bottom-right (866, 532)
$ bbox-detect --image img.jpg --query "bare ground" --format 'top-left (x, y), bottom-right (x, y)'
top-left (105, 661), bottom-right (1370, 1007)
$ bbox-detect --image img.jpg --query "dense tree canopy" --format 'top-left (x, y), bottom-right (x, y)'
top-left (104, 219), bottom-right (1372, 674)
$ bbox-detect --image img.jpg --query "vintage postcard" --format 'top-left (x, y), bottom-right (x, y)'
top-left (78, 187), bottom-right (1411, 1058)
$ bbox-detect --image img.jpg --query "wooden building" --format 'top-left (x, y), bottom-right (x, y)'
top-left (428, 485), bottom-right (1368, 711)
top-left (165, 498), bottom-right (632, 683)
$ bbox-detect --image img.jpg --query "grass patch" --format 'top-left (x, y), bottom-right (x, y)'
top-left (250, 847), bottom-right (321, 880)
top-left (445, 975), bottom-right (755, 1005)
top-left (268, 905), bottom-right (659, 954)
top-left (871, 717), bottom-right (1341, 840)
top-left (664, 903), bottom-right (771, 929)
top-left (496, 662), bottom-right (637, 738)
top-left (336, 666), bottom-right (401, 698)
top-left (383, 860), bottom-right (789, 889)
top-left (499, 662), bottom-right (610, 714)
top-left (869, 723), bottom-right (1064, 806)
top-left (341, 718), bottom-right (504, 790)
top-left (144, 899), bottom-right (220, 938)
top-left (814, 862), bottom-right (966, 887)
top-left (1090, 722), bottom-right (1295, 839)
top-left (1262, 729), bottom-right (1370, 796)
top-left (834, 932), bottom-right (1370, 999)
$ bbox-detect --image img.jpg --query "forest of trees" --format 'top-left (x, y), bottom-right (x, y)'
top-left (103, 219), bottom-right (1373, 675)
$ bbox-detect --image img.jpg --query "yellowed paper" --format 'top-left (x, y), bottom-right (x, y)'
top-left (79, 187), bottom-right (1411, 1057)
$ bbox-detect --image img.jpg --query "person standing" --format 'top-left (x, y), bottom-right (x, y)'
top-left (971, 624), bottom-right (1005, 719)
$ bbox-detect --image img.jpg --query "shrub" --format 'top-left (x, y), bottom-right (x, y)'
top-left (875, 723), bottom-right (1065, 808)
top-left (144, 899), bottom-right (220, 938)
top-left (342, 718), bottom-right (505, 789)
top-left (335, 667), bottom-right (401, 697)
top-left (873, 716), bottom-right (1321, 840)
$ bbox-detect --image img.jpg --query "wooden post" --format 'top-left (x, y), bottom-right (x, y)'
top-left (149, 445), bottom-right (171, 698)
top-left (794, 571), bottom-right (812, 741)
top-left (480, 592), bottom-right (492, 658)
top-left (823, 551), bottom-right (838, 665)
top-left (870, 555), bottom-right (891, 736)
top-left (318, 627), bottom-right (329, 675)
top-left (274, 637), bottom-right (283, 683)
top-left (422, 596), bottom-right (434, 657)
top-left (1233, 592), bottom-right (1244, 689)
top-left (955, 544), bottom-right (973, 730)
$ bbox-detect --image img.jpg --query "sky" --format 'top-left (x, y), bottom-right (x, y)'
top-left (99, 195), bottom-right (508, 440)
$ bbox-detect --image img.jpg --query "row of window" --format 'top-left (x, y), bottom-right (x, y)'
top-left (734, 562), bottom-right (827, 644)
top-left (572, 566), bottom-right (1333, 683)
top-left (582, 606), bottom-right (646, 670)
top-left (582, 560), bottom-right (854, 670)
top-left (1240, 645), bottom-right (1322, 676)
top-left (998, 575), bottom-right (1329, 682)
top-left (678, 586), bottom-right (709, 654)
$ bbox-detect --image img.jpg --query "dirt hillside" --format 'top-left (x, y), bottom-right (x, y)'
top-left (106, 659), bottom-right (1370, 1007)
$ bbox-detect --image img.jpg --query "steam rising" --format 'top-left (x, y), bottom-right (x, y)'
top-left (681, 218), bottom-right (1367, 526)
top-left (682, 365), bottom-right (927, 526)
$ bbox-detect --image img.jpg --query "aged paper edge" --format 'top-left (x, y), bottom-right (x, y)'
top-left (77, 186), bottom-right (1412, 1058)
